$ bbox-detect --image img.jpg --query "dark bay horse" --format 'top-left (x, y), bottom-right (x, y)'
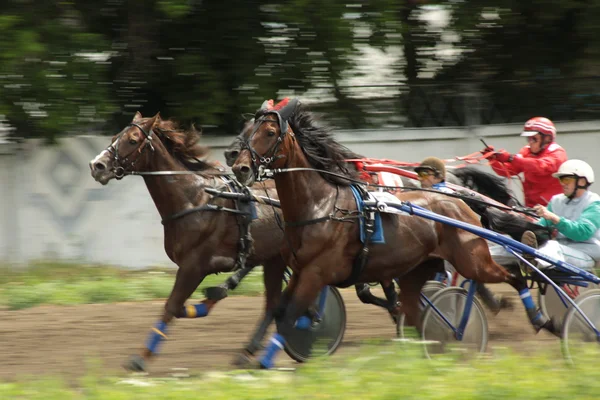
top-left (90, 112), bottom-right (295, 371)
top-left (230, 99), bottom-right (558, 368)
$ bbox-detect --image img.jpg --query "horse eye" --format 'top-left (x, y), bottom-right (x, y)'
top-left (129, 139), bottom-right (137, 145)
top-left (267, 130), bottom-right (275, 137)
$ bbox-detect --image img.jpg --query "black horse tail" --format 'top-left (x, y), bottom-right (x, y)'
top-left (455, 192), bottom-right (551, 246)
top-left (450, 165), bottom-right (521, 207)
top-left (480, 207), bottom-right (552, 246)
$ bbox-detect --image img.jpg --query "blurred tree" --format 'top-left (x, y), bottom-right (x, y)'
top-left (4, 0), bottom-right (600, 140)
top-left (0, 1), bottom-right (115, 141)
top-left (76, 0), bottom-right (372, 134)
top-left (434, 0), bottom-right (600, 122)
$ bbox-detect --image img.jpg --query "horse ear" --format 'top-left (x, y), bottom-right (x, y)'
top-left (145, 113), bottom-right (159, 128)
top-left (278, 98), bottom-right (298, 122)
top-left (153, 112), bottom-right (161, 126)
top-left (260, 99), bottom-right (274, 110)
top-left (133, 111), bottom-right (143, 121)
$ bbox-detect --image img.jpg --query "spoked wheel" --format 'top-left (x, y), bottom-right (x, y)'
top-left (397, 281), bottom-right (447, 338)
top-left (561, 289), bottom-right (600, 365)
top-left (421, 287), bottom-right (488, 359)
top-left (539, 282), bottom-right (599, 331)
top-left (277, 286), bottom-right (346, 363)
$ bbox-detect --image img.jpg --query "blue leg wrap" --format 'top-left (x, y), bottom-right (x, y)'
top-left (294, 316), bottom-right (312, 330)
top-left (260, 333), bottom-right (285, 369)
top-left (182, 303), bottom-right (208, 318)
top-left (519, 289), bottom-right (536, 310)
top-left (145, 321), bottom-right (168, 355)
top-left (519, 289), bottom-right (545, 324)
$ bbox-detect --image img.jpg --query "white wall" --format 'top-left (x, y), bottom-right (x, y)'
top-left (1, 121), bottom-right (599, 268)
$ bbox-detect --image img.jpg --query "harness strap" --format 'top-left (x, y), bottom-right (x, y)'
top-left (336, 185), bottom-right (376, 288)
top-left (226, 178), bottom-right (256, 271)
top-left (161, 204), bottom-right (249, 225)
top-left (285, 215), bottom-right (333, 228)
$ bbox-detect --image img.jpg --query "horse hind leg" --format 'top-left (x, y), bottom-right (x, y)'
top-left (449, 236), bottom-right (557, 335)
top-left (504, 272), bottom-right (559, 336)
top-left (397, 258), bottom-right (445, 333)
top-left (355, 283), bottom-right (393, 308)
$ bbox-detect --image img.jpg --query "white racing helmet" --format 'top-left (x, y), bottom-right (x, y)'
top-left (552, 159), bottom-right (594, 185)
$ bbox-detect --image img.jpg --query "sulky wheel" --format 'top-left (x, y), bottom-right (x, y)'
top-left (539, 282), bottom-right (599, 331)
top-left (397, 280), bottom-right (447, 339)
top-left (277, 286), bottom-right (346, 363)
top-left (561, 289), bottom-right (600, 365)
top-left (421, 287), bottom-right (488, 359)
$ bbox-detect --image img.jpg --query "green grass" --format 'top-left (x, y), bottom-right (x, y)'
top-left (0, 261), bottom-right (265, 310)
top-left (3, 343), bottom-right (600, 399)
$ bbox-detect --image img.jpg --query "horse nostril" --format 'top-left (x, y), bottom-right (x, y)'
top-left (228, 150), bottom-right (239, 159)
top-left (94, 162), bottom-right (106, 171)
top-left (240, 166), bottom-right (250, 174)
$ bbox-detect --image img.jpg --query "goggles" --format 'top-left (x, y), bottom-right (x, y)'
top-left (417, 170), bottom-right (435, 178)
top-left (558, 175), bottom-right (576, 184)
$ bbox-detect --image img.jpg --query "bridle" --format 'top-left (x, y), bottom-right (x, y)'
top-left (241, 114), bottom-right (291, 175)
top-left (106, 122), bottom-right (155, 179)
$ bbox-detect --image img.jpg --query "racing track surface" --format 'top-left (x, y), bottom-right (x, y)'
top-left (0, 284), bottom-right (560, 381)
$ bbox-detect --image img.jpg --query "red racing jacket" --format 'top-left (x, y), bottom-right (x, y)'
top-left (490, 143), bottom-right (567, 207)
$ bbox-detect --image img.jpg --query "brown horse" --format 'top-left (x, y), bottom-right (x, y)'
top-left (89, 112), bottom-right (294, 371)
top-left (230, 99), bottom-right (558, 368)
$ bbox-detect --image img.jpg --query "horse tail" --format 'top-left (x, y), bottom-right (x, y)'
top-left (480, 207), bottom-right (552, 246)
top-left (450, 165), bottom-right (521, 206)
top-left (455, 192), bottom-right (551, 246)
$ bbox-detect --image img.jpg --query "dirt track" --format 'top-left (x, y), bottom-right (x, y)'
top-left (0, 284), bottom-right (560, 381)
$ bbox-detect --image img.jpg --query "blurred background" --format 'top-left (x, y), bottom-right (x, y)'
top-left (1, 0), bottom-right (600, 267)
top-left (3, 1), bottom-right (600, 389)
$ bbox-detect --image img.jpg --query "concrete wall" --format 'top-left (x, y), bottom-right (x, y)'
top-left (1, 121), bottom-right (599, 268)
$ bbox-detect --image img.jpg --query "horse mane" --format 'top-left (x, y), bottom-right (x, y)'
top-left (450, 165), bottom-right (521, 206)
top-left (154, 119), bottom-right (218, 172)
top-left (256, 103), bottom-right (363, 186)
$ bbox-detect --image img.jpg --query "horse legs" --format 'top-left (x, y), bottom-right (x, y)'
top-left (397, 258), bottom-right (444, 332)
top-left (204, 265), bottom-right (255, 301)
top-left (259, 265), bottom-right (325, 369)
top-left (504, 272), bottom-right (557, 335)
top-left (124, 262), bottom-right (213, 372)
top-left (355, 283), bottom-right (395, 310)
top-left (233, 257), bottom-right (288, 367)
top-left (448, 237), bottom-right (557, 335)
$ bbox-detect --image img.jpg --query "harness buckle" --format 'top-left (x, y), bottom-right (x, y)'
top-left (257, 165), bottom-right (269, 181)
top-left (114, 166), bottom-right (125, 180)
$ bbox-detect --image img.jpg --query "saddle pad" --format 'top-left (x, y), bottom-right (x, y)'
top-left (349, 185), bottom-right (385, 244)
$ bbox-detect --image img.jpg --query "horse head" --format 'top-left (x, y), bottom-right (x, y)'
top-left (229, 98), bottom-right (298, 186)
top-left (89, 112), bottom-right (160, 185)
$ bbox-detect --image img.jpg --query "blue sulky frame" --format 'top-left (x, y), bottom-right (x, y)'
top-left (368, 199), bottom-right (600, 342)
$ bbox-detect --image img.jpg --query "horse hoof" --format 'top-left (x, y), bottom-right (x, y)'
top-left (231, 351), bottom-right (254, 368)
top-left (123, 355), bottom-right (146, 372)
top-left (499, 296), bottom-right (514, 311)
top-left (204, 286), bottom-right (229, 302)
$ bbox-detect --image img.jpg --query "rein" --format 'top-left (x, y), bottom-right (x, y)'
top-left (258, 166), bottom-right (540, 219)
top-left (122, 169), bottom-right (231, 177)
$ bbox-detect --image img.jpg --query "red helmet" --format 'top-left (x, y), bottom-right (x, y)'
top-left (520, 117), bottom-right (556, 142)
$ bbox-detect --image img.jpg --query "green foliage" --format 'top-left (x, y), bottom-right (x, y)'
top-left (3, 0), bottom-right (600, 141)
top-left (0, 2), bottom-right (115, 141)
top-left (157, 0), bottom-right (192, 18)
top-left (0, 262), bottom-right (264, 310)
